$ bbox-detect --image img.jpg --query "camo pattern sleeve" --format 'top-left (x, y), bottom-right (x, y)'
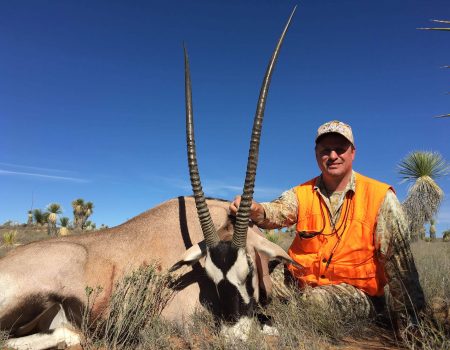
top-left (375, 190), bottom-right (425, 327)
top-left (257, 188), bottom-right (299, 229)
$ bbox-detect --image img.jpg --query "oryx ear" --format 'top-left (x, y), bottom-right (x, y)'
top-left (253, 237), bottom-right (303, 270)
top-left (169, 241), bottom-right (207, 272)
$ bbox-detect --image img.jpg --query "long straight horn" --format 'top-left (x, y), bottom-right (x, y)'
top-left (232, 7), bottom-right (296, 249)
top-left (184, 46), bottom-right (220, 247)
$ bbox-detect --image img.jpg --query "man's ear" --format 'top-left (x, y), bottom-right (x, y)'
top-left (169, 241), bottom-right (207, 272)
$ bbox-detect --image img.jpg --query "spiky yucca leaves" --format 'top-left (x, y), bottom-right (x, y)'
top-left (72, 198), bottom-right (85, 230)
top-left (434, 114), bottom-right (450, 118)
top-left (2, 231), bottom-right (17, 246)
top-left (59, 217), bottom-right (70, 236)
top-left (81, 202), bottom-right (94, 229)
top-left (71, 199), bottom-right (94, 230)
top-left (46, 203), bottom-right (62, 223)
top-left (33, 209), bottom-right (46, 227)
top-left (418, 19), bottom-right (450, 31)
top-left (399, 151), bottom-right (449, 241)
top-left (418, 20), bottom-right (450, 118)
top-left (84, 221), bottom-right (96, 231)
top-left (46, 203), bottom-right (62, 236)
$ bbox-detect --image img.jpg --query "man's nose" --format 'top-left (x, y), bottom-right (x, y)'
top-left (329, 150), bottom-right (338, 159)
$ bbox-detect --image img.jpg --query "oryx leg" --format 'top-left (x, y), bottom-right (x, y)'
top-left (6, 303), bottom-right (81, 350)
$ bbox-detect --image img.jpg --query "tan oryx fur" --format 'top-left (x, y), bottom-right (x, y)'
top-left (0, 198), bottom-right (292, 346)
top-left (0, 7), bottom-right (298, 349)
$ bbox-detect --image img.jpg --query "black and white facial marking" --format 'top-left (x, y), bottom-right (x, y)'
top-left (203, 241), bottom-right (258, 322)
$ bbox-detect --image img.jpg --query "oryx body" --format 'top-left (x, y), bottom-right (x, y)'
top-left (0, 8), bottom-right (298, 349)
top-left (0, 197), bottom-right (287, 341)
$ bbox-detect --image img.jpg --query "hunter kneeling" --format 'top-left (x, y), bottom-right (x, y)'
top-left (230, 120), bottom-right (426, 335)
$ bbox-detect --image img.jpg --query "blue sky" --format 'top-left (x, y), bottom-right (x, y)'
top-left (1, 1), bottom-right (449, 235)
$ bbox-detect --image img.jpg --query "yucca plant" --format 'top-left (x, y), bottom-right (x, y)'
top-left (82, 202), bottom-right (94, 230)
top-left (418, 20), bottom-right (450, 119)
top-left (27, 210), bottom-right (33, 226)
top-left (46, 203), bottom-right (62, 236)
top-left (2, 230), bottom-right (17, 246)
top-left (72, 198), bottom-right (85, 230)
top-left (72, 199), bottom-right (95, 230)
top-left (418, 19), bottom-right (450, 31)
top-left (398, 151), bottom-right (449, 241)
top-left (47, 203), bottom-right (62, 223)
top-left (443, 230), bottom-right (450, 242)
top-left (429, 218), bottom-right (437, 241)
top-left (84, 221), bottom-right (96, 231)
top-left (419, 225), bottom-right (426, 240)
top-left (33, 209), bottom-right (46, 227)
top-left (59, 217), bottom-right (70, 236)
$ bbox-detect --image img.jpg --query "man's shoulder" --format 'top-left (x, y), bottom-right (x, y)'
top-left (354, 172), bottom-right (393, 192)
top-left (298, 176), bottom-right (319, 188)
top-left (355, 171), bottom-right (390, 186)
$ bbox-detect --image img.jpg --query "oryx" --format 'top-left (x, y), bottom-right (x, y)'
top-left (0, 8), bottom-right (299, 349)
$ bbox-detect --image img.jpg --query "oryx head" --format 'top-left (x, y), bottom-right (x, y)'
top-left (171, 8), bottom-right (300, 323)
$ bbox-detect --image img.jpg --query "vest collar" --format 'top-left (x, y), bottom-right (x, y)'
top-left (313, 170), bottom-right (356, 195)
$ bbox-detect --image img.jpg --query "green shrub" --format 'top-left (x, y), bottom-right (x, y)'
top-left (2, 230), bottom-right (17, 246)
top-left (442, 230), bottom-right (450, 242)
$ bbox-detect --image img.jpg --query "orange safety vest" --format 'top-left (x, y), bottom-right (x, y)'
top-left (286, 172), bottom-right (392, 296)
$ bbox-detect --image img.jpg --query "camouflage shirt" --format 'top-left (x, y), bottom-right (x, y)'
top-left (258, 171), bottom-right (425, 325)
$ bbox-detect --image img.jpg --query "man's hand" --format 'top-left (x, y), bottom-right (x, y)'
top-left (230, 195), bottom-right (266, 224)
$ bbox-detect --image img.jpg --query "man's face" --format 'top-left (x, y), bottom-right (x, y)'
top-left (315, 133), bottom-right (355, 179)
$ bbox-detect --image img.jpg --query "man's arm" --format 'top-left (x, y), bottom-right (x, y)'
top-left (230, 188), bottom-right (299, 229)
top-left (375, 190), bottom-right (425, 328)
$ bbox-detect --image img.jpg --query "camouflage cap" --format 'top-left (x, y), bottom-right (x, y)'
top-left (315, 120), bottom-right (354, 146)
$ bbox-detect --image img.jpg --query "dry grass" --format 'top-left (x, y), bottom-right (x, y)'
top-left (404, 240), bottom-right (450, 350)
top-left (101, 239), bottom-right (449, 350)
top-left (0, 225), bottom-right (89, 258)
top-left (81, 263), bottom-right (177, 350)
top-left (411, 240), bottom-right (450, 301)
top-left (1, 226), bottom-right (448, 349)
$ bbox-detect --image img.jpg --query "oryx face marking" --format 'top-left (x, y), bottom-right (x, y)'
top-left (204, 242), bottom-right (256, 322)
top-left (182, 5), bottom-right (296, 327)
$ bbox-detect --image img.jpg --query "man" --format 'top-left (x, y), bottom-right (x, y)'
top-left (230, 120), bottom-right (425, 332)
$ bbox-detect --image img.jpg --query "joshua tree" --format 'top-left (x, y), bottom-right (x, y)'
top-left (81, 202), bottom-right (94, 229)
top-left (399, 151), bottom-right (449, 241)
top-left (72, 198), bottom-right (85, 230)
top-left (71, 199), bottom-right (94, 230)
top-left (59, 217), bottom-right (70, 236)
top-left (46, 203), bottom-right (62, 236)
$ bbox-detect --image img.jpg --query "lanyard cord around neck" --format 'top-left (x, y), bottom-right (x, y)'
top-left (318, 187), bottom-right (352, 237)
top-left (323, 191), bottom-right (354, 270)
